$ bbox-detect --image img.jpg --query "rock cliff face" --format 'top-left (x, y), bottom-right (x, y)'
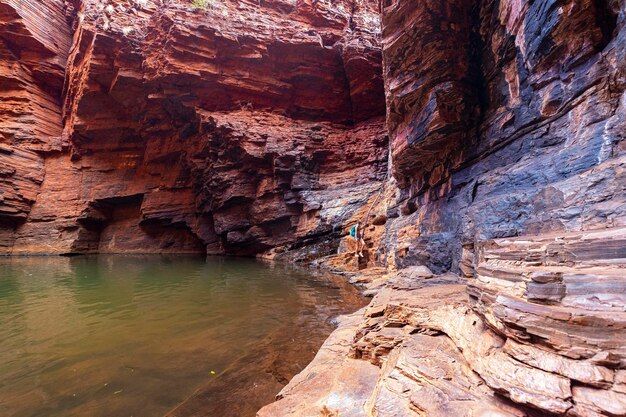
top-left (0, 0), bottom-right (387, 255)
top-left (372, 1), bottom-right (626, 411)
top-left (0, 0), bottom-right (70, 249)
top-left (258, 0), bottom-right (626, 416)
top-left (377, 0), bottom-right (625, 272)
top-left (1, 0), bottom-right (626, 415)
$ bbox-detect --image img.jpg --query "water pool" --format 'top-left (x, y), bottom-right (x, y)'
top-left (0, 255), bottom-right (365, 417)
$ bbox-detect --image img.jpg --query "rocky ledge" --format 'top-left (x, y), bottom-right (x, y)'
top-left (259, 226), bottom-right (626, 417)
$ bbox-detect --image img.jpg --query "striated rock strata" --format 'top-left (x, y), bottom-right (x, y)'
top-left (260, 227), bottom-right (626, 416)
top-left (261, 0), bottom-right (626, 415)
top-left (1, 0), bottom-right (625, 416)
top-left (0, 0), bottom-right (387, 255)
top-left (376, 0), bottom-right (625, 273)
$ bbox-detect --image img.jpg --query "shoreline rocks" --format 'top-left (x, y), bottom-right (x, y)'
top-left (258, 227), bottom-right (626, 416)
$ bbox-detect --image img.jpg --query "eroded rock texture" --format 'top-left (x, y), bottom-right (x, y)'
top-left (1, 0), bottom-right (626, 415)
top-left (0, 0), bottom-right (387, 255)
top-left (261, 241), bottom-right (625, 416)
top-left (259, 0), bottom-right (625, 415)
top-left (0, 0), bottom-right (70, 241)
top-left (377, 0), bottom-right (626, 272)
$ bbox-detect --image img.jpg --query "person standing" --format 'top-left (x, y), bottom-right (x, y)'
top-left (350, 221), bottom-right (365, 258)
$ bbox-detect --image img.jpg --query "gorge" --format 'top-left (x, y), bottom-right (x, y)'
top-left (0, 0), bottom-right (625, 416)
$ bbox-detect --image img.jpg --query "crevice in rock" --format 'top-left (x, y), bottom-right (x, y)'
top-left (594, 0), bottom-right (618, 51)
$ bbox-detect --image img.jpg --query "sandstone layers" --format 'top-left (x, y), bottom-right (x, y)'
top-left (0, 0), bottom-right (387, 255)
top-left (261, 228), bottom-right (626, 416)
top-left (377, 0), bottom-right (626, 275)
top-left (269, 0), bottom-right (626, 415)
top-left (1, 0), bottom-right (626, 416)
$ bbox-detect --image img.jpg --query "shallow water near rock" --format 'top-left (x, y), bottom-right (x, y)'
top-left (0, 255), bottom-right (366, 417)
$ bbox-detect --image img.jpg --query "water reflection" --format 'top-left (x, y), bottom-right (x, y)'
top-left (0, 256), bottom-right (365, 417)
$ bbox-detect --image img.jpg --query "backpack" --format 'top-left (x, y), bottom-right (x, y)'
top-left (350, 225), bottom-right (357, 237)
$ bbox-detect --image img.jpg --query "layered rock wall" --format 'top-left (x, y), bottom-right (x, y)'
top-left (283, 1), bottom-right (625, 416)
top-left (0, 0), bottom-right (71, 234)
top-left (376, 0), bottom-right (625, 274)
top-left (2, 0), bottom-right (626, 415)
top-left (0, 0), bottom-right (388, 255)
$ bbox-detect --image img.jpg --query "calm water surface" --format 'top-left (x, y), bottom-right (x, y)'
top-left (0, 256), bottom-right (365, 417)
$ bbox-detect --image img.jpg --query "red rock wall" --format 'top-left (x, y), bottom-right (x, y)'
top-left (382, 0), bottom-right (482, 185)
top-left (0, 0), bottom-right (71, 229)
top-left (2, 0), bottom-right (625, 414)
top-left (0, 0), bottom-right (70, 152)
top-left (1, 0), bottom-right (388, 255)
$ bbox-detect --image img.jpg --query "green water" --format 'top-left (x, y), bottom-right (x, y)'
top-left (0, 256), bottom-right (365, 417)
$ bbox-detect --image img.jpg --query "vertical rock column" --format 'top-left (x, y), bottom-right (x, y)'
top-left (381, 0), bottom-right (481, 189)
top-left (0, 0), bottom-right (72, 249)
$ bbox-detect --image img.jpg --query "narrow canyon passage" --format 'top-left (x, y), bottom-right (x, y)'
top-left (0, 0), bottom-right (625, 416)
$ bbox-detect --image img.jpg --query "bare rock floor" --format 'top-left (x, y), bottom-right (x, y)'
top-left (258, 275), bottom-right (528, 417)
top-left (258, 228), bottom-right (626, 417)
